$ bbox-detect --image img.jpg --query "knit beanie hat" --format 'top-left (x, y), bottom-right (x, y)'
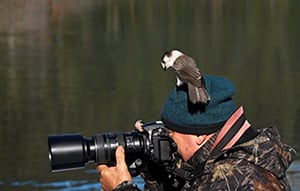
top-left (160, 74), bottom-right (237, 135)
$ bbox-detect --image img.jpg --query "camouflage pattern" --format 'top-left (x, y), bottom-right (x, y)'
top-left (141, 127), bottom-right (296, 191)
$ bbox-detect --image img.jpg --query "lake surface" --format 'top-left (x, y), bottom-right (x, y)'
top-left (0, 0), bottom-right (299, 190)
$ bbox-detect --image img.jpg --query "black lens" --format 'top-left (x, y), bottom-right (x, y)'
top-left (48, 134), bottom-right (95, 172)
top-left (94, 132), bottom-right (146, 164)
top-left (48, 132), bottom-right (146, 172)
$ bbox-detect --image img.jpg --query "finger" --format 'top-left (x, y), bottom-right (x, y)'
top-left (115, 146), bottom-right (126, 169)
top-left (135, 120), bottom-right (144, 132)
top-left (97, 164), bottom-right (109, 172)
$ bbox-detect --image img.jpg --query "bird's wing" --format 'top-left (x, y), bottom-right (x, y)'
top-left (174, 56), bottom-right (202, 87)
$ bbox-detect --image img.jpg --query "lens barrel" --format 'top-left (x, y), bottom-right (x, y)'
top-left (48, 134), bottom-right (96, 172)
top-left (48, 132), bottom-right (146, 172)
top-left (94, 132), bottom-right (146, 165)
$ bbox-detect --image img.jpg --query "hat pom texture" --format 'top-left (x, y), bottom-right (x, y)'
top-left (161, 75), bottom-right (237, 135)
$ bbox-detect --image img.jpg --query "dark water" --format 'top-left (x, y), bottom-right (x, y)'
top-left (0, 0), bottom-right (299, 190)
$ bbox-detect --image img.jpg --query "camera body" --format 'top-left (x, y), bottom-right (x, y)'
top-left (48, 121), bottom-right (176, 174)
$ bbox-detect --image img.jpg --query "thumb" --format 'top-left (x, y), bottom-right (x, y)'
top-left (115, 146), bottom-right (126, 168)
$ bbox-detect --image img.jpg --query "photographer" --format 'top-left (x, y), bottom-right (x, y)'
top-left (97, 74), bottom-right (296, 191)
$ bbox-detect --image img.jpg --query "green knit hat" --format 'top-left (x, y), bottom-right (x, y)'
top-left (160, 74), bottom-right (237, 135)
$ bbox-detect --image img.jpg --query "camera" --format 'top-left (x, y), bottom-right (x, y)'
top-left (48, 121), bottom-right (176, 174)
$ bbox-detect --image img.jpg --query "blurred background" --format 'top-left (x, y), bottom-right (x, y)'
top-left (0, 0), bottom-right (299, 190)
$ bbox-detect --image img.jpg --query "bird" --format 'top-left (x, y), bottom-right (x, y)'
top-left (160, 50), bottom-right (210, 105)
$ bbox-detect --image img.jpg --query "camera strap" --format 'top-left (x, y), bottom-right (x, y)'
top-left (209, 106), bottom-right (251, 156)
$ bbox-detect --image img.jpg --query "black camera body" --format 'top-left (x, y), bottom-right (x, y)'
top-left (48, 121), bottom-right (176, 174)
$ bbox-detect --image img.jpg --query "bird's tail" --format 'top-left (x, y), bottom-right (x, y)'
top-left (188, 83), bottom-right (210, 104)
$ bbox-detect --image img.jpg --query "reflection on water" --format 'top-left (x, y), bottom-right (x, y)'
top-left (1, 164), bottom-right (300, 191)
top-left (0, 0), bottom-right (299, 190)
top-left (2, 180), bottom-right (99, 191)
top-left (288, 161), bottom-right (300, 191)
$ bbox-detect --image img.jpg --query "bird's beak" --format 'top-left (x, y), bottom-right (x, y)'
top-left (161, 62), bottom-right (167, 70)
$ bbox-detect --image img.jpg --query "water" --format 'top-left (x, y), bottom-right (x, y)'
top-left (0, 0), bottom-right (299, 190)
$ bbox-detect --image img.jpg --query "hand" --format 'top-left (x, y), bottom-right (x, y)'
top-left (97, 146), bottom-right (132, 191)
top-left (135, 120), bottom-right (144, 132)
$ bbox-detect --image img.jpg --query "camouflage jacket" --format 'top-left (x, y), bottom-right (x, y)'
top-left (140, 127), bottom-right (296, 191)
top-left (114, 106), bottom-right (296, 191)
top-left (114, 126), bottom-right (296, 191)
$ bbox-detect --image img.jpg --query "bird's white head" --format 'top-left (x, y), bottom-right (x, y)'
top-left (161, 50), bottom-right (184, 70)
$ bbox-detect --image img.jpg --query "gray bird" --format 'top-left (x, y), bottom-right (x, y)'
top-left (161, 50), bottom-right (210, 104)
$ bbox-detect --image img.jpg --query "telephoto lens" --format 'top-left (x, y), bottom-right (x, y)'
top-left (48, 121), bottom-right (174, 173)
top-left (48, 132), bottom-right (146, 172)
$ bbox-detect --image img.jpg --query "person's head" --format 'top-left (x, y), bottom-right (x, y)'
top-left (167, 130), bottom-right (214, 161)
top-left (161, 75), bottom-right (237, 161)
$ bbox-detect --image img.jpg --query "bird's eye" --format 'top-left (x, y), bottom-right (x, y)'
top-left (166, 51), bottom-right (172, 57)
